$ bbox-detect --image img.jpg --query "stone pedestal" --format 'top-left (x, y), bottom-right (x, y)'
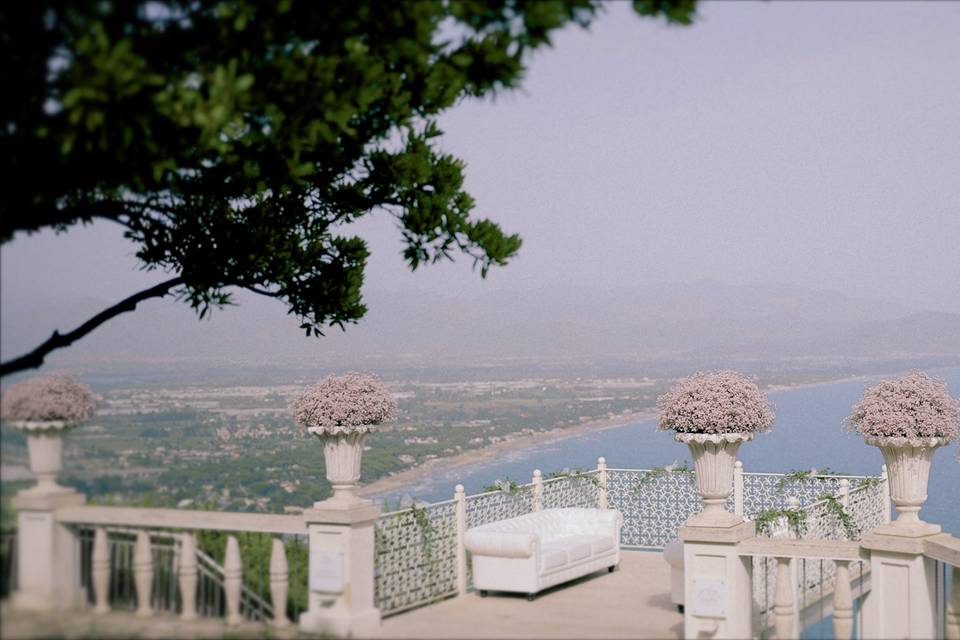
top-left (10, 488), bottom-right (87, 611)
top-left (861, 532), bottom-right (939, 639)
top-left (679, 521), bottom-right (755, 640)
top-left (299, 498), bottom-right (381, 638)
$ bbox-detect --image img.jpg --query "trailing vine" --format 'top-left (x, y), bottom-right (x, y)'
top-left (545, 467), bottom-right (603, 489)
top-left (816, 493), bottom-right (861, 540)
top-left (480, 478), bottom-right (531, 495)
top-left (755, 507), bottom-right (808, 537)
top-left (856, 476), bottom-right (884, 490)
top-left (636, 461), bottom-right (695, 491)
top-left (773, 467), bottom-right (848, 492)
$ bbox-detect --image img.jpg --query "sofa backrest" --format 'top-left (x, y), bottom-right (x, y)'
top-left (469, 508), bottom-right (622, 543)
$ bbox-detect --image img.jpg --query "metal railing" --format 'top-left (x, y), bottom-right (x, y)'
top-left (371, 458), bottom-right (888, 618)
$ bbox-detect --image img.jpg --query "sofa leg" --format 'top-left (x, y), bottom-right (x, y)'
top-left (677, 604), bottom-right (684, 613)
top-left (608, 565), bottom-right (615, 573)
top-left (479, 590), bottom-right (488, 598)
top-left (527, 593), bottom-right (536, 602)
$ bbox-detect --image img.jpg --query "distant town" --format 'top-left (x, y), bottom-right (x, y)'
top-left (3, 355), bottom-right (957, 527)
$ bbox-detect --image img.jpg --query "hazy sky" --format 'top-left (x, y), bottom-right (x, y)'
top-left (2, 0), bottom-right (959, 352)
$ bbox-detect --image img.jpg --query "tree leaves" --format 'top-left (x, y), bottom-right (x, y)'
top-left (0, 0), bottom-right (696, 345)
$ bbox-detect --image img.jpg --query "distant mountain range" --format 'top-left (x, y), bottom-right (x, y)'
top-left (2, 281), bottom-right (958, 375)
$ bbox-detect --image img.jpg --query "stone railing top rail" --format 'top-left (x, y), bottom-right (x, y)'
top-left (55, 505), bottom-right (307, 535)
top-left (738, 537), bottom-right (868, 561)
top-left (740, 471), bottom-right (877, 479)
top-left (922, 534), bottom-right (960, 567)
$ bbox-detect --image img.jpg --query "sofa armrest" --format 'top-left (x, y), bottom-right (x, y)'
top-left (464, 529), bottom-right (538, 558)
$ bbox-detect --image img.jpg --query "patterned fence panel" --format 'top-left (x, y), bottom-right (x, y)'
top-left (741, 473), bottom-right (870, 518)
top-left (846, 480), bottom-right (887, 537)
top-left (541, 473), bottom-right (600, 510)
top-left (374, 500), bottom-right (459, 616)
top-left (464, 488), bottom-right (534, 530)
top-left (607, 468), bottom-right (705, 548)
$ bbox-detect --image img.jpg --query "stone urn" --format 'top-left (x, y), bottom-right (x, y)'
top-left (676, 432), bottom-right (753, 527)
top-left (13, 420), bottom-right (78, 495)
top-left (866, 435), bottom-right (951, 536)
top-left (307, 426), bottom-right (374, 506)
top-left (293, 372), bottom-right (398, 509)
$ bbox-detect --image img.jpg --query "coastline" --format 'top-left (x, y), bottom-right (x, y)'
top-left (357, 410), bottom-right (657, 498)
top-left (357, 372), bottom-right (885, 499)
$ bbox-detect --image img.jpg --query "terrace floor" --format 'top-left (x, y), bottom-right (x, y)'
top-left (383, 549), bottom-right (682, 639)
top-left (0, 551), bottom-right (680, 639)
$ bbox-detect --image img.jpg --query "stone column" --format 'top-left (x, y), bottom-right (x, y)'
top-left (679, 521), bottom-right (755, 639)
top-left (299, 498), bottom-right (382, 638)
top-left (860, 532), bottom-right (939, 639)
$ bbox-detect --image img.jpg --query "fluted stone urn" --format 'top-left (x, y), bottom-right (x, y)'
top-left (657, 370), bottom-right (774, 529)
top-left (846, 372), bottom-right (959, 537)
top-left (13, 420), bottom-right (78, 494)
top-left (1, 374), bottom-right (96, 498)
top-left (866, 435), bottom-right (951, 537)
top-left (293, 373), bottom-right (398, 508)
top-left (677, 432), bottom-right (753, 527)
top-left (308, 426), bottom-right (374, 506)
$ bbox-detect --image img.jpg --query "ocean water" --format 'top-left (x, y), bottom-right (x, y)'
top-left (375, 368), bottom-right (960, 536)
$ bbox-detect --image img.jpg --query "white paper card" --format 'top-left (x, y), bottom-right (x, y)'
top-left (690, 576), bottom-right (725, 617)
top-left (309, 550), bottom-right (344, 593)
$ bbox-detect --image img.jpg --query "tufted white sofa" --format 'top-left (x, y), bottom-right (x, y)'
top-left (463, 508), bottom-right (622, 600)
top-left (662, 538), bottom-right (684, 611)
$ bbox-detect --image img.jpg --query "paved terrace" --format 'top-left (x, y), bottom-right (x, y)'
top-left (382, 550), bottom-right (681, 639)
top-left (0, 551), bottom-right (679, 639)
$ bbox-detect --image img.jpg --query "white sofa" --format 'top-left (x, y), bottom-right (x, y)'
top-left (662, 538), bottom-right (684, 611)
top-left (463, 508), bottom-right (622, 600)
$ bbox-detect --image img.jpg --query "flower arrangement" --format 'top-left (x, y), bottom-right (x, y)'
top-left (657, 370), bottom-right (774, 434)
top-left (292, 372), bottom-right (397, 435)
top-left (0, 373), bottom-right (96, 424)
top-left (846, 372), bottom-right (959, 440)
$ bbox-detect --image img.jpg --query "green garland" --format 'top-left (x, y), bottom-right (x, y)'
top-left (755, 507), bottom-right (808, 537)
top-left (773, 467), bottom-right (848, 492)
top-left (816, 493), bottom-right (861, 540)
top-left (636, 462), bottom-right (695, 491)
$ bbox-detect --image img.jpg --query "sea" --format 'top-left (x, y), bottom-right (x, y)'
top-left (373, 367), bottom-right (960, 536)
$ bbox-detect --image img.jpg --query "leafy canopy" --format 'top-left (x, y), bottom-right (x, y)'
top-left (0, 0), bottom-right (695, 365)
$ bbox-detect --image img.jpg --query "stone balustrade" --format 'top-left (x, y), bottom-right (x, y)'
top-left (54, 513), bottom-right (304, 628)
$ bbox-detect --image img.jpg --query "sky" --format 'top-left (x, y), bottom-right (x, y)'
top-left (2, 1), bottom-right (959, 364)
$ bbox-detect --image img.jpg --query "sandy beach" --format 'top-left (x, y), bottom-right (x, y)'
top-left (357, 410), bottom-right (657, 497)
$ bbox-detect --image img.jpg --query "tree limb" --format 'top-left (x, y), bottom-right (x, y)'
top-left (0, 276), bottom-right (187, 378)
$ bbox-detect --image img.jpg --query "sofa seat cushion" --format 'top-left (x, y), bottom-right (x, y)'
top-left (590, 535), bottom-right (615, 555)
top-left (540, 544), bottom-right (569, 572)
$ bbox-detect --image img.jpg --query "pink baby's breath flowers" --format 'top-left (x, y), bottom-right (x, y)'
top-left (846, 372), bottom-right (959, 440)
top-left (657, 370), bottom-right (774, 434)
top-left (292, 372), bottom-right (397, 435)
top-left (0, 373), bottom-right (96, 423)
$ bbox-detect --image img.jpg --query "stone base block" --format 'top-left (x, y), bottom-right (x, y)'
top-left (299, 607), bottom-right (381, 638)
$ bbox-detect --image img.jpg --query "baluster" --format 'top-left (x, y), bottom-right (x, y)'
top-left (134, 531), bottom-right (153, 616)
top-left (179, 533), bottom-right (198, 620)
top-left (947, 564), bottom-right (959, 640)
top-left (839, 478), bottom-right (850, 509)
top-left (773, 556), bottom-right (795, 640)
top-left (833, 560), bottom-right (853, 640)
top-left (92, 527), bottom-right (110, 614)
top-left (454, 484), bottom-right (468, 596)
top-left (734, 460), bottom-right (744, 517)
top-left (224, 535), bottom-right (242, 625)
top-left (532, 469), bottom-right (544, 512)
top-left (269, 536), bottom-right (290, 628)
top-left (597, 457), bottom-right (609, 509)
